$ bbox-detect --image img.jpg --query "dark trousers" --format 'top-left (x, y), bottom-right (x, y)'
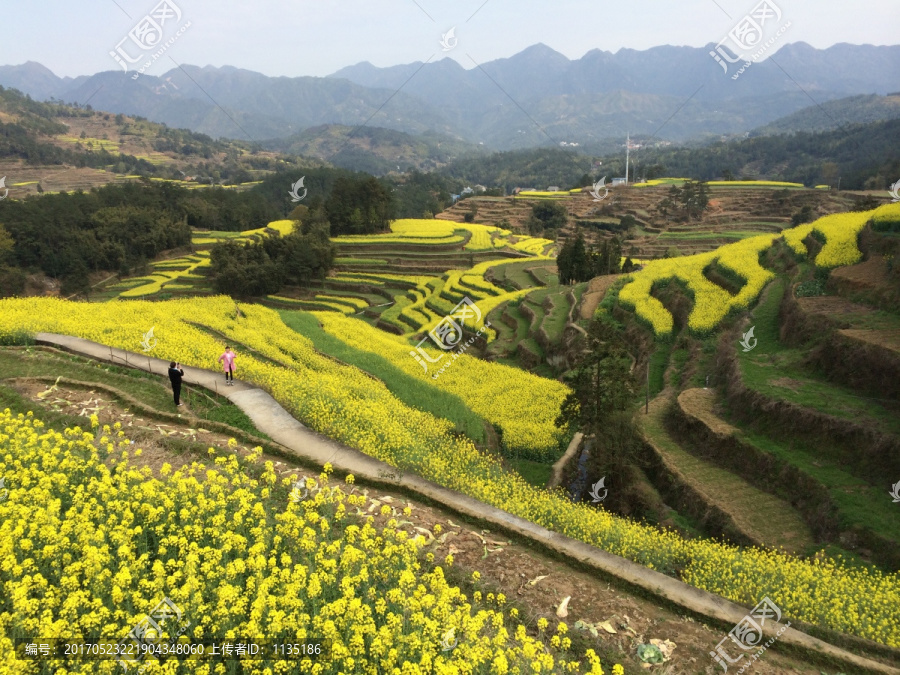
top-left (172, 382), bottom-right (181, 405)
top-left (225, 369), bottom-right (233, 381)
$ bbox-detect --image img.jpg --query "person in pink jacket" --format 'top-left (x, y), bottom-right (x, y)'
top-left (218, 346), bottom-right (236, 386)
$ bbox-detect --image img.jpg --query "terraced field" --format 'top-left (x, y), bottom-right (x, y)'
top-left (627, 222), bottom-right (900, 577)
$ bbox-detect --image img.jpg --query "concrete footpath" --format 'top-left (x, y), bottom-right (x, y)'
top-left (33, 333), bottom-right (900, 674)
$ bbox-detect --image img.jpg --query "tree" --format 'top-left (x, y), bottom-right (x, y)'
top-left (531, 201), bottom-right (568, 231)
top-left (791, 205), bottom-right (814, 226)
top-left (556, 319), bottom-right (636, 436)
top-left (209, 227), bottom-right (336, 298)
top-left (557, 233), bottom-right (591, 284)
top-left (556, 320), bottom-right (639, 504)
top-left (325, 175), bottom-right (393, 235)
top-left (0, 225), bottom-right (14, 263)
top-left (288, 204), bottom-right (309, 223)
top-left (655, 196), bottom-right (675, 220)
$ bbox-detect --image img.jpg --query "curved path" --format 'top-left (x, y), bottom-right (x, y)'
top-left (33, 332), bottom-right (900, 675)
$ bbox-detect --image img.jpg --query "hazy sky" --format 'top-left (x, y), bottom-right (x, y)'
top-left (1, 0), bottom-right (897, 79)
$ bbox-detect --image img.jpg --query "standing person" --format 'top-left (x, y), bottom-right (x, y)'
top-left (168, 361), bottom-right (185, 407)
top-left (218, 346), bottom-right (236, 386)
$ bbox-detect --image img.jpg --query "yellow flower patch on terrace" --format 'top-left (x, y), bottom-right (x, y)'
top-left (120, 254), bottom-right (211, 298)
top-left (0, 409), bottom-right (619, 673)
top-left (633, 178), bottom-right (691, 187)
top-left (707, 180), bottom-right (805, 188)
top-left (314, 311), bottom-right (569, 458)
top-left (511, 237), bottom-right (554, 255)
top-left (515, 191), bottom-right (570, 198)
top-left (266, 219), bottom-right (296, 236)
top-left (619, 210), bottom-right (875, 336)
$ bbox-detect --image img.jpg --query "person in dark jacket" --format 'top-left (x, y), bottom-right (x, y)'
top-left (168, 361), bottom-right (185, 407)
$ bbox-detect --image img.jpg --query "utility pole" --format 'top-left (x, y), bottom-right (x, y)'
top-left (625, 133), bottom-right (630, 185)
top-left (645, 362), bottom-right (650, 414)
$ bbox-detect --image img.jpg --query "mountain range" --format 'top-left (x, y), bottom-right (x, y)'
top-left (1, 42), bottom-right (899, 152)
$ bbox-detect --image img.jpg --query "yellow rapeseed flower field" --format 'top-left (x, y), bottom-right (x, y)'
top-left (0, 297), bottom-right (898, 646)
top-left (619, 210), bottom-right (875, 337)
top-left (783, 211), bottom-right (871, 268)
top-left (0, 409), bottom-right (621, 673)
top-left (313, 311), bottom-right (570, 459)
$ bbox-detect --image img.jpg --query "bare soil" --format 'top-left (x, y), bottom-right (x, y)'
top-left (830, 255), bottom-right (891, 289)
top-left (676, 388), bottom-right (736, 436)
top-left (580, 275), bottom-right (621, 319)
top-left (840, 328), bottom-right (900, 353)
top-left (797, 295), bottom-right (874, 319)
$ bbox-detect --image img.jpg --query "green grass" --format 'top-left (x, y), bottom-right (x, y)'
top-left (735, 425), bottom-right (900, 549)
top-left (741, 279), bottom-right (900, 437)
top-left (540, 292), bottom-right (570, 342)
top-left (0, 347), bottom-right (268, 439)
top-left (277, 310), bottom-right (488, 445)
top-left (490, 261), bottom-right (554, 290)
top-left (668, 347), bottom-right (691, 389)
top-left (487, 304), bottom-right (530, 359)
top-left (523, 299), bottom-right (546, 334)
top-left (334, 257), bottom-right (388, 265)
top-left (505, 457), bottom-right (553, 488)
top-left (641, 399), bottom-right (814, 553)
top-left (648, 342), bottom-right (672, 397)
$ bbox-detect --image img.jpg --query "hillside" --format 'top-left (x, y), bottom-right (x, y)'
top-left (4, 43), bottom-right (900, 148)
top-left (753, 93), bottom-right (900, 135)
top-left (436, 116), bottom-right (900, 192)
top-left (263, 125), bottom-right (485, 175)
top-left (0, 85), bottom-right (313, 198)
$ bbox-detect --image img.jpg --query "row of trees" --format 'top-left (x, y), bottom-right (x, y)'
top-left (655, 180), bottom-right (710, 221)
top-left (0, 181), bottom-right (294, 296)
top-left (557, 233), bottom-right (623, 284)
top-left (0, 168), bottom-right (396, 298)
top-left (209, 226), bottom-right (336, 298)
top-left (527, 201), bottom-right (568, 237)
top-left (254, 170), bottom-right (394, 235)
top-left (0, 182), bottom-right (196, 294)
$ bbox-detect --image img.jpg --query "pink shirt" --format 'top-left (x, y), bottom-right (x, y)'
top-left (218, 351), bottom-right (236, 371)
